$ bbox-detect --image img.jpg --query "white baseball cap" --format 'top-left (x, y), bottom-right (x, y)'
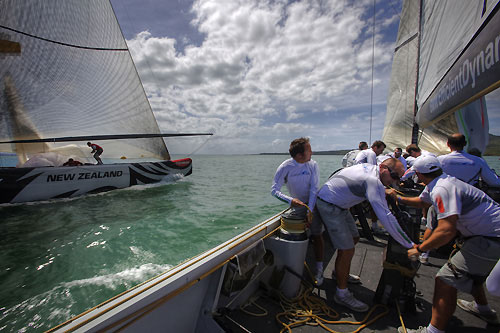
top-left (411, 155), bottom-right (441, 173)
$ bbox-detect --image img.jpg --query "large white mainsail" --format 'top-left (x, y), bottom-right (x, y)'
top-left (0, 0), bottom-right (170, 161)
top-left (383, 0), bottom-right (500, 155)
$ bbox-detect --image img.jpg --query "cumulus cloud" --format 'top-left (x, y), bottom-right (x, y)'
top-left (125, 0), bottom-right (401, 154)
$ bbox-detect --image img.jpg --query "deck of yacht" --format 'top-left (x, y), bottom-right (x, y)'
top-left (216, 226), bottom-right (500, 333)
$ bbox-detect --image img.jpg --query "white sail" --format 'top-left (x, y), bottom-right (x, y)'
top-left (381, 0), bottom-right (420, 151)
top-left (0, 0), bottom-right (170, 160)
top-left (383, 0), bottom-right (500, 155)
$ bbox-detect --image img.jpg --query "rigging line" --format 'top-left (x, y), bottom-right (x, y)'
top-left (387, 0), bottom-right (402, 21)
top-left (0, 25), bottom-right (128, 51)
top-left (369, 0), bottom-right (376, 144)
top-left (187, 134), bottom-right (214, 156)
top-left (115, 1), bottom-right (164, 98)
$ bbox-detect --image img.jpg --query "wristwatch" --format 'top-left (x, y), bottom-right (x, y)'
top-left (416, 245), bottom-right (425, 253)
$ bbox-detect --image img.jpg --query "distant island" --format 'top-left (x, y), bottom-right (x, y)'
top-left (260, 149), bottom-right (351, 156)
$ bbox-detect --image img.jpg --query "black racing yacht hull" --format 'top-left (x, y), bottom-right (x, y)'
top-left (0, 158), bottom-right (192, 204)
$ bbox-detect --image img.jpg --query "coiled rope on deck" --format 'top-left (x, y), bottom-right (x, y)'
top-left (242, 258), bottom-right (390, 333)
top-left (274, 283), bottom-right (390, 333)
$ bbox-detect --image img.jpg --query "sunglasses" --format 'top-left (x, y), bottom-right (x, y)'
top-left (386, 166), bottom-right (401, 181)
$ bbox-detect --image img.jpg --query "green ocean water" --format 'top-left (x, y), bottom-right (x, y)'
top-left (1, 154), bottom-right (500, 331)
top-left (0, 154), bottom-right (343, 332)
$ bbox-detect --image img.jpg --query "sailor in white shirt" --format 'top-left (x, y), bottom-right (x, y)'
top-left (376, 154), bottom-right (391, 164)
top-left (393, 156), bottom-right (500, 332)
top-left (354, 140), bottom-right (386, 165)
top-left (271, 137), bottom-right (325, 285)
top-left (342, 141), bottom-right (368, 168)
top-left (316, 158), bottom-right (414, 312)
top-left (438, 133), bottom-right (500, 187)
top-left (271, 139), bottom-right (319, 212)
top-left (401, 144), bottom-right (436, 181)
top-left (391, 147), bottom-right (407, 171)
top-left (405, 155), bottom-right (416, 167)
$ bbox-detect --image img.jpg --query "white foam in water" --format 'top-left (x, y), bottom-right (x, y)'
top-left (2, 262), bottom-right (173, 331)
top-left (63, 263), bottom-right (173, 289)
top-left (125, 174), bottom-right (185, 191)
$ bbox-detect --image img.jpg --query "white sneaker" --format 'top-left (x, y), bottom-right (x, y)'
top-left (333, 290), bottom-right (369, 312)
top-left (315, 267), bottom-right (324, 286)
top-left (457, 299), bottom-right (499, 325)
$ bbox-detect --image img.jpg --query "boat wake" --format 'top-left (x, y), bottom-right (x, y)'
top-left (0, 263), bottom-right (173, 332)
top-left (64, 262), bottom-right (173, 289)
top-left (125, 173), bottom-right (186, 191)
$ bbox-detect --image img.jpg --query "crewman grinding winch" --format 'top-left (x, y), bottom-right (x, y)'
top-left (390, 156), bottom-right (500, 332)
top-left (316, 158), bottom-right (415, 312)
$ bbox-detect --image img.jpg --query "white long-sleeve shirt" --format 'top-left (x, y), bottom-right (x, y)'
top-left (317, 163), bottom-right (414, 248)
top-left (390, 154), bottom-right (407, 171)
top-left (401, 150), bottom-right (437, 181)
top-left (438, 150), bottom-right (500, 186)
top-left (355, 148), bottom-right (377, 165)
top-left (271, 158), bottom-right (319, 209)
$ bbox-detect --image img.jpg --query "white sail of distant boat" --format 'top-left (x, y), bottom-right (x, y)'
top-left (0, 0), bottom-right (211, 204)
top-left (382, 0), bottom-right (499, 155)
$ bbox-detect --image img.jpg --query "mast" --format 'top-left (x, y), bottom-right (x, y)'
top-left (410, 0), bottom-right (423, 145)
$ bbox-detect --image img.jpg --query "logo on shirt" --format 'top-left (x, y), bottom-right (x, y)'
top-left (435, 195), bottom-right (445, 213)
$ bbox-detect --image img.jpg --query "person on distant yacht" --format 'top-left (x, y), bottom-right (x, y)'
top-left (271, 137), bottom-right (325, 285)
top-left (63, 158), bottom-right (83, 166)
top-left (87, 142), bottom-right (103, 165)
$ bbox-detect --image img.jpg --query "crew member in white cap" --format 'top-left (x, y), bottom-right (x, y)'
top-left (438, 133), bottom-right (500, 186)
top-left (391, 156), bottom-right (500, 333)
top-left (316, 158), bottom-right (415, 313)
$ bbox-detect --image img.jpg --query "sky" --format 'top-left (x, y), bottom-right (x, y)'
top-left (109, 0), bottom-right (410, 155)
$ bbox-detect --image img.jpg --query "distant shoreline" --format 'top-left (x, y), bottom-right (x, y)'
top-left (260, 150), bottom-right (351, 156)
